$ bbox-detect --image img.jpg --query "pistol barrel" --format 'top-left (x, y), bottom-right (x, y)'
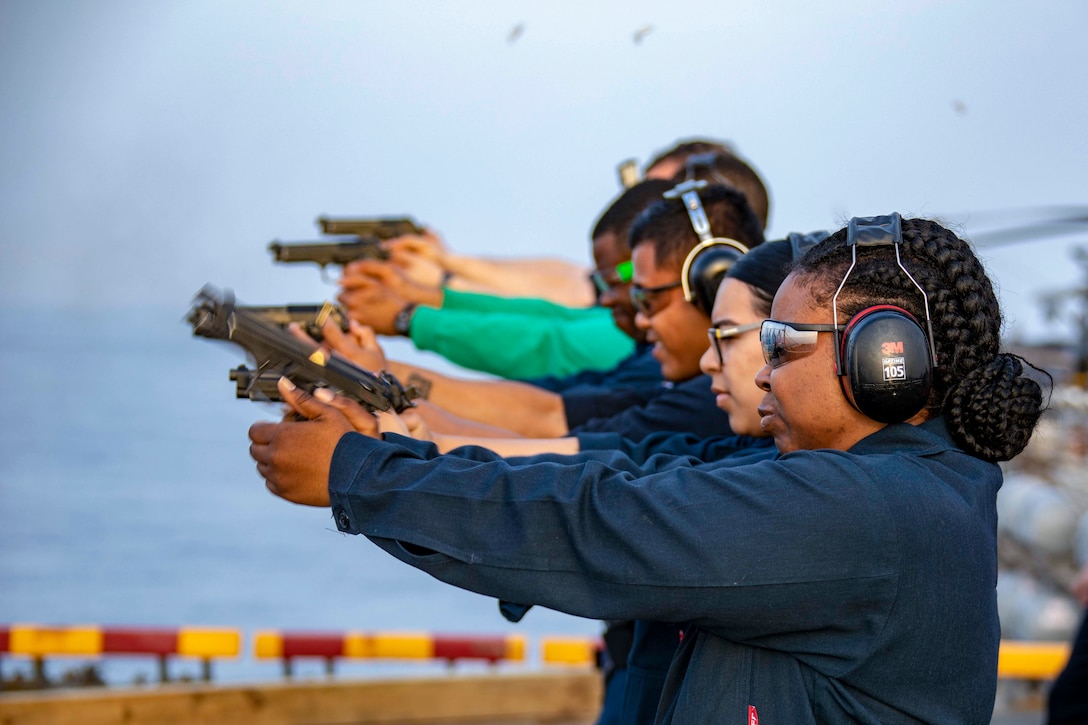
top-left (316, 216), bottom-right (423, 239)
top-left (268, 237), bottom-right (388, 266)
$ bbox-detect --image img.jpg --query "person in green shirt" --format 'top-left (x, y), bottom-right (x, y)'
top-left (409, 288), bottom-right (634, 379)
top-left (337, 180), bottom-right (674, 379)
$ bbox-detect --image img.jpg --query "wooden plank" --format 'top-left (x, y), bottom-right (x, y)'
top-left (0, 670), bottom-right (601, 725)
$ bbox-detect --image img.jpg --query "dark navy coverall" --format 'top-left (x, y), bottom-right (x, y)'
top-left (328, 418), bottom-right (1001, 724)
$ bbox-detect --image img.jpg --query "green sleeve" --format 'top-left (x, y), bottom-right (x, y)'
top-left (409, 305), bottom-right (634, 379)
top-left (441, 289), bottom-right (597, 321)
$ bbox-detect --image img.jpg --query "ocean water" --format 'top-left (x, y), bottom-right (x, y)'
top-left (0, 305), bottom-right (599, 685)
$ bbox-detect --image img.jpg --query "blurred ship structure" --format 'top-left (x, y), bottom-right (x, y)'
top-left (998, 390), bottom-right (1088, 642)
top-left (985, 206), bottom-right (1088, 646)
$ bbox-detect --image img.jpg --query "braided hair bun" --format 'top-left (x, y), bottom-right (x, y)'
top-left (793, 217), bottom-right (1050, 462)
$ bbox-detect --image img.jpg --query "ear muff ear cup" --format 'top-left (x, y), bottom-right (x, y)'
top-left (681, 240), bottom-right (747, 316)
top-left (839, 305), bottom-right (932, 424)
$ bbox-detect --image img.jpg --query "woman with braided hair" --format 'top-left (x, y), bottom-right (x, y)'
top-left (776, 214), bottom-right (1041, 463)
top-left (248, 213), bottom-right (1049, 723)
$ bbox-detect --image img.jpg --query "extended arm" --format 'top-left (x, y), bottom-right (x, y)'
top-left (325, 430), bottom-right (902, 633)
top-left (384, 235), bottom-right (596, 307)
top-left (338, 265), bottom-right (632, 379)
top-left (409, 305), bottom-right (632, 380)
top-left (432, 432), bottom-right (581, 456)
top-left (317, 321), bottom-right (573, 438)
top-left (442, 255), bottom-right (596, 307)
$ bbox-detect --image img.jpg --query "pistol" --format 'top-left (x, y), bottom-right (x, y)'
top-left (239, 302), bottom-right (349, 343)
top-left (268, 236), bottom-right (389, 270)
top-left (229, 366), bottom-right (282, 402)
top-left (188, 285), bottom-right (417, 412)
top-left (316, 216), bottom-right (424, 239)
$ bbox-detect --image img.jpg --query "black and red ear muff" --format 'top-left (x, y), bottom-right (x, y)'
top-left (836, 305), bottom-right (933, 423)
top-left (832, 213), bottom-right (938, 424)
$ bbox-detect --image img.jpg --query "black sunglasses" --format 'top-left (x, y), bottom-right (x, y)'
top-left (630, 280), bottom-right (683, 316)
top-left (759, 319), bottom-right (838, 368)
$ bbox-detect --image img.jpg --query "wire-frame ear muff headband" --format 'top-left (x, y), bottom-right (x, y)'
top-left (831, 212), bottom-right (939, 375)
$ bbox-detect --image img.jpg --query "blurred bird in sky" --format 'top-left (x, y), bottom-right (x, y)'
top-left (508, 23), bottom-right (524, 43)
top-left (633, 24), bottom-right (654, 44)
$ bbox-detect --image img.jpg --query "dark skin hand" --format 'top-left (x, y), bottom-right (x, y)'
top-left (248, 377), bottom-right (379, 507)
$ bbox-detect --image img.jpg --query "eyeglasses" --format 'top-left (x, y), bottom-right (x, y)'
top-left (706, 322), bottom-right (763, 366)
top-left (630, 280), bottom-right (683, 316)
top-left (759, 319), bottom-right (839, 368)
top-left (589, 260), bottom-right (634, 295)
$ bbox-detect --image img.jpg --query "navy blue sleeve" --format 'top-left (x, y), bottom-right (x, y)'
top-left (575, 431), bottom-right (774, 464)
top-left (328, 432), bottom-right (907, 630)
top-left (526, 368), bottom-right (615, 393)
top-left (567, 375), bottom-right (734, 442)
top-left (384, 431), bottom-right (773, 477)
top-left (326, 422), bottom-right (1003, 725)
top-left (561, 383), bottom-right (666, 429)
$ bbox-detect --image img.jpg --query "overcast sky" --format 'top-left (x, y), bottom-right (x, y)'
top-left (1, 0), bottom-right (1086, 340)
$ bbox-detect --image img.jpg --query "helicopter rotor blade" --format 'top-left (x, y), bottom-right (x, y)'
top-left (953, 205), bottom-right (1088, 248)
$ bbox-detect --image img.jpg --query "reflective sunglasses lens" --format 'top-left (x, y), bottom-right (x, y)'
top-left (760, 321), bottom-right (824, 367)
top-left (760, 321), bottom-right (783, 365)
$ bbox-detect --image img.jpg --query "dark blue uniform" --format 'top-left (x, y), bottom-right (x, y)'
top-left (524, 345), bottom-right (733, 442)
top-left (328, 418), bottom-right (1001, 723)
top-left (576, 429), bottom-right (771, 463)
top-left (566, 374), bottom-right (732, 441)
